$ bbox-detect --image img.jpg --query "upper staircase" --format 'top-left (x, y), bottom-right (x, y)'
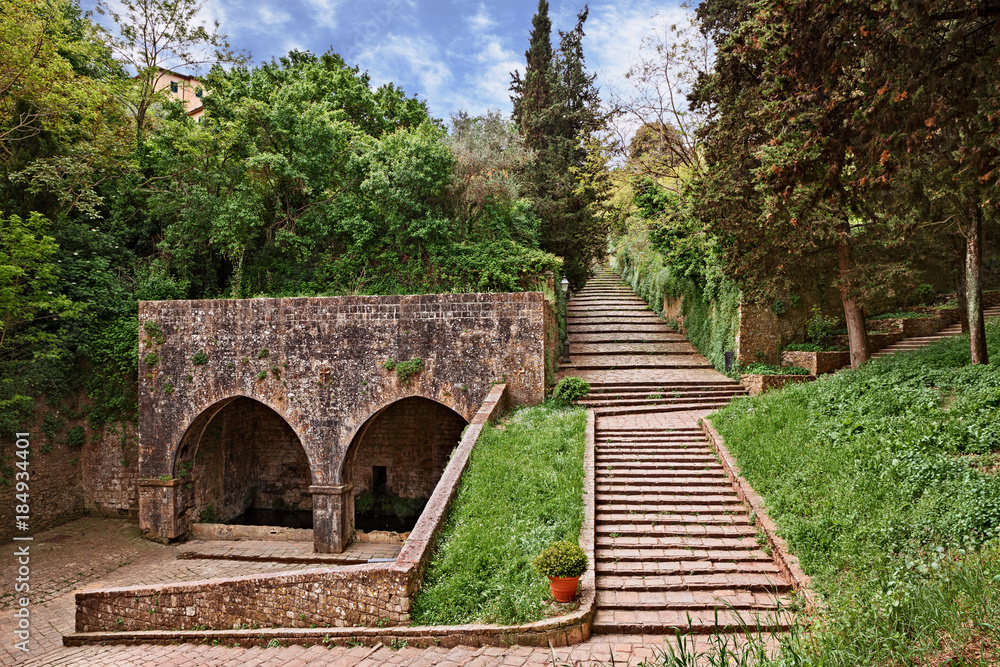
top-left (561, 267), bottom-right (794, 636)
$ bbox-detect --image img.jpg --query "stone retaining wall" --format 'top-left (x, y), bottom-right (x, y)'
top-left (740, 373), bottom-right (814, 396)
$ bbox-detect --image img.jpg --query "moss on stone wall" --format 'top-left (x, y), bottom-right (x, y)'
top-left (610, 231), bottom-right (739, 372)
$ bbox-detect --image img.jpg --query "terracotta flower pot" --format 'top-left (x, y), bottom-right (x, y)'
top-left (548, 575), bottom-right (580, 603)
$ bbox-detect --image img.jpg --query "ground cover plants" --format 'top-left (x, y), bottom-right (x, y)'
top-left (410, 403), bottom-right (586, 626)
top-left (699, 320), bottom-right (1000, 665)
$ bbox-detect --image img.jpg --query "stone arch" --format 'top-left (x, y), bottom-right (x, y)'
top-left (340, 397), bottom-right (469, 535)
top-left (172, 396), bottom-right (315, 532)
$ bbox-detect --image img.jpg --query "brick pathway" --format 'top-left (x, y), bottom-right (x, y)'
top-left (562, 268), bottom-right (794, 635)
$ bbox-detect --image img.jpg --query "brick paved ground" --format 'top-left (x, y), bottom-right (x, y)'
top-left (0, 519), bottom-right (400, 666)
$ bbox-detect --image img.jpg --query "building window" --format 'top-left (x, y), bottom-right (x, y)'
top-left (195, 87), bottom-right (203, 98)
top-left (170, 81), bottom-right (178, 93)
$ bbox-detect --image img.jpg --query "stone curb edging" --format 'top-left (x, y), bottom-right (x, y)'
top-left (700, 419), bottom-right (820, 613)
top-left (64, 404), bottom-right (597, 650)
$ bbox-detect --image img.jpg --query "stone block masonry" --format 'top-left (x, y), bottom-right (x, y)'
top-left (137, 293), bottom-right (552, 553)
top-left (75, 385), bottom-right (513, 634)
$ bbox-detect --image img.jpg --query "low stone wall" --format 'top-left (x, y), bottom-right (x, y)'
top-left (75, 384), bottom-right (511, 633)
top-left (780, 351), bottom-right (851, 376)
top-left (740, 374), bottom-right (814, 396)
top-left (701, 420), bottom-right (818, 613)
top-left (190, 523), bottom-right (312, 542)
top-left (68, 401), bottom-right (599, 650)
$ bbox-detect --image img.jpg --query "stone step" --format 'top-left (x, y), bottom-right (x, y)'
top-left (594, 546), bottom-right (772, 562)
top-left (599, 500), bottom-right (747, 512)
top-left (595, 560), bottom-right (781, 576)
top-left (569, 333), bottom-right (688, 343)
top-left (593, 403), bottom-right (728, 417)
top-left (598, 573), bottom-right (793, 594)
top-left (591, 608), bottom-right (794, 634)
top-left (581, 396), bottom-right (736, 409)
top-left (597, 511), bottom-right (748, 524)
top-left (597, 479), bottom-right (733, 491)
top-left (597, 440), bottom-right (709, 447)
top-left (596, 493), bottom-right (744, 505)
top-left (596, 535), bottom-right (759, 550)
top-left (567, 323), bottom-right (678, 333)
top-left (596, 524), bottom-right (756, 538)
top-left (596, 589), bottom-right (793, 611)
top-left (590, 383), bottom-right (739, 391)
top-left (596, 454), bottom-right (719, 463)
top-left (596, 466), bottom-right (726, 477)
top-left (586, 386), bottom-right (742, 396)
top-left (561, 356), bottom-right (714, 369)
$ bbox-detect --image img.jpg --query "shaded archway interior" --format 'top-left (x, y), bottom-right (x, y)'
top-left (345, 397), bottom-right (468, 534)
top-left (174, 397), bottom-right (313, 529)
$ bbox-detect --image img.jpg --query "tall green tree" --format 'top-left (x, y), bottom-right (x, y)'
top-left (510, 3), bottom-right (607, 288)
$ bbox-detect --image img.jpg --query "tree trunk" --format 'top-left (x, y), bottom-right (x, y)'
top-left (955, 264), bottom-right (969, 335)
top-left (837, 235), bottom-right (870, 368)
top-left (966, 206), bottom-right (987, 364)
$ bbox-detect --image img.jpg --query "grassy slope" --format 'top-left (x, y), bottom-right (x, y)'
top-left (410, 404), bottom-right (586, 626)
top-left (709, 322), bottom-right (1000, 665)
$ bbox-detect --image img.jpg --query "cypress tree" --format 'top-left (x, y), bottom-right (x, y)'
top-left (511, 4), bottom-right (608, 288)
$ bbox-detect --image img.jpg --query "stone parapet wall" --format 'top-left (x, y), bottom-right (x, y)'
top-left (780, 351), bottom-right (851, 376)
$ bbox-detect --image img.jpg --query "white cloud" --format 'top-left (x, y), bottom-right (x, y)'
top-left (466, 3), bottom-right (497, 33)
top-left (583, 1), bottom-right (690, 94)
top-left (301, 0), bottom-right (344, 29)
top-left (355, 34), bottom-right (453, 99)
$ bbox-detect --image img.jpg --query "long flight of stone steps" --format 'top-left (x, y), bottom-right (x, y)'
top-left (561, 267), bottom-right (795, 635)
top-left (872, 304), bottom-right (1000, 358)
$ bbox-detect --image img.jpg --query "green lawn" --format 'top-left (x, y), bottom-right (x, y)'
top-left (410, 403), bottom-right (586, 626)
top-left (698, 321), bottom-right (1000, 665)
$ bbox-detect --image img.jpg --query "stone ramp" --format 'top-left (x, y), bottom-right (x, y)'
top-left (562, 267), bottom-right (795, 636)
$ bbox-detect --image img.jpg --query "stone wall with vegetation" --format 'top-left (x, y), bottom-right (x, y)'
top-left (611, 231), bottom-right (740, 372)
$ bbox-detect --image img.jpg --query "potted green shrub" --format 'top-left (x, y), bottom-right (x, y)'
top-left (533, 540), bottom-right (588, 602)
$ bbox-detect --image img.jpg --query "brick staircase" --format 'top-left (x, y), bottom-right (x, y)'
top-left (561, 267), bottom-right (795, 635)
top-left (872, 305), bottom-right (1000, 358)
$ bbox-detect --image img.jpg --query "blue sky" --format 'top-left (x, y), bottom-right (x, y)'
top-left (81, 0), bottom-right (689, 121)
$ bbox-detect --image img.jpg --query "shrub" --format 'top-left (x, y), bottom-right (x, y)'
top-left (533, 541), bottom-right (588, 578)
top-left (394, 358), bottom-right (423, 385)
top-left (191, 350), bottom-right (208, 365)
top-left (552, 377), bottom-right (590, 403)
top-left (65, 424), bottom-right (85, 450)
top-left (143, 352), bottom-right (159, 367)
top-left (806, 305), bottom-right (840, 347)
top-left (257, 348), bottom-right (269, 359)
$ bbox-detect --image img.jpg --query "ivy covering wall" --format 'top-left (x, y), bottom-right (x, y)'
top-left (611, 230), bottom-right (740, 373)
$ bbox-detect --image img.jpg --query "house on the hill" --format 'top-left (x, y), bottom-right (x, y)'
top-left (152, 68), bottom-right (205, 120)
